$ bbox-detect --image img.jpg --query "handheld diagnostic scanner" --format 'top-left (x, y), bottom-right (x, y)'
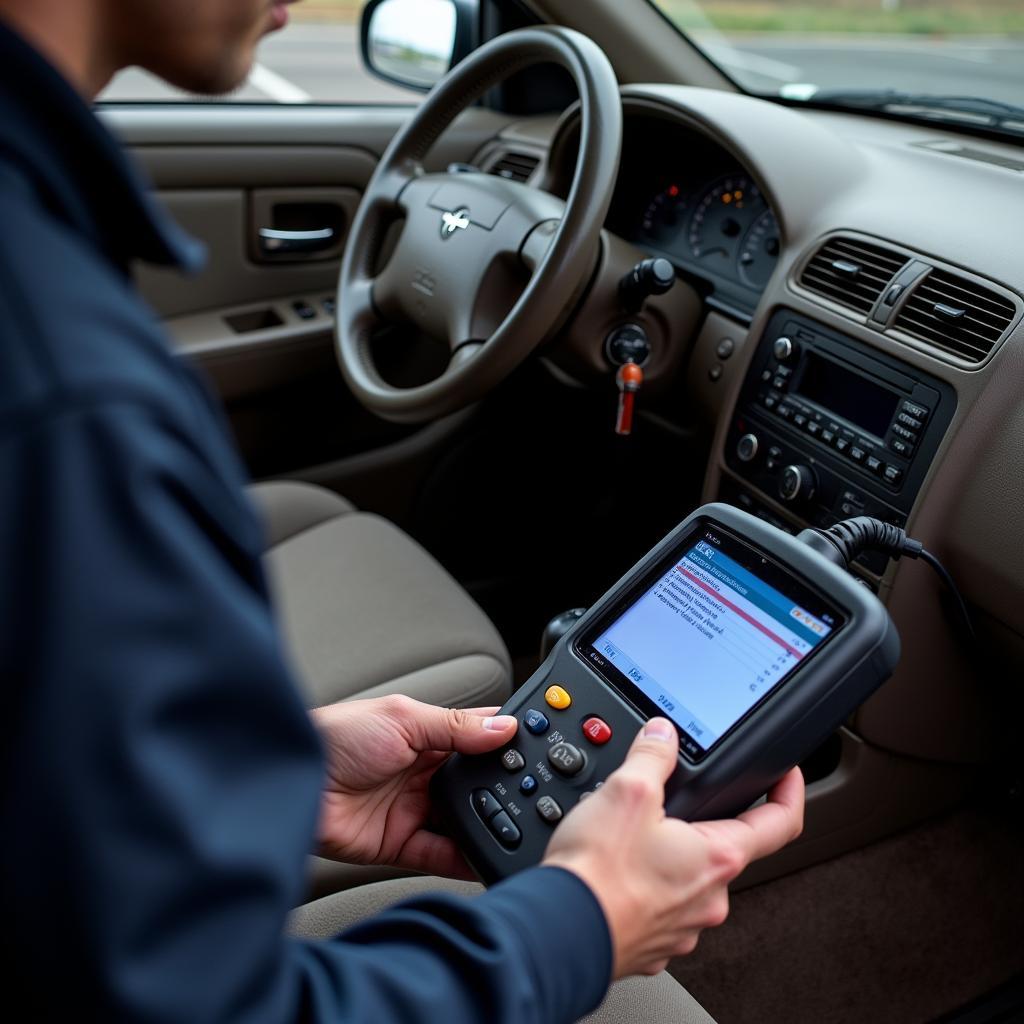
top-left (431, 503), bottom-right (900, 883)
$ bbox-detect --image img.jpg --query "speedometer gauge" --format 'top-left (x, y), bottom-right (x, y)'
top-left (738, 209), bottom-right (780, 289)
top-left (688, 175), bottom-right (777, 288)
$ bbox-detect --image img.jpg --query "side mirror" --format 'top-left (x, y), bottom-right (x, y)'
top-left (360, 0), bottom-right (477, 93)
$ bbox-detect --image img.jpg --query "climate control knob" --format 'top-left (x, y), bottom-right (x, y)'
top-left (736, 433), bottom-right (759, 462)
top-left (779, 464), bottom-right (816, 502)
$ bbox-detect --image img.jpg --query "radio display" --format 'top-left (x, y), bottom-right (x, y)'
top-left (795, 352), bottom-right (898, 438)
top-left (579, 525), bottom-right (845, 761)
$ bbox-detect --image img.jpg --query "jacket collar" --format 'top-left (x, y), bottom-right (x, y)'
top-left (0, 18), bottom-right (204, 274)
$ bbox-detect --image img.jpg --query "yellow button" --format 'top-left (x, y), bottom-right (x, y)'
top-left (544, 685), bottom-right (572, 710)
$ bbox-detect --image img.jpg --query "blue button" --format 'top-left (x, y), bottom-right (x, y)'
top-left (524, 708), bottom-right (549, 734)
top-left (519, 774), bottom-right (538, 795)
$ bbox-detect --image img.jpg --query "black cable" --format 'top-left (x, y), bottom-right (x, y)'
top-left (799, 516), bottom-right (976, 644)
top-left (918, 548), bottom-right (977, 642)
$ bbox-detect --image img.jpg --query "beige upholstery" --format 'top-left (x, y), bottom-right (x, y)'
top-left (290, 876), bottom-right (717, 1024)
top-left (249, 481), bottom-right (512, 711)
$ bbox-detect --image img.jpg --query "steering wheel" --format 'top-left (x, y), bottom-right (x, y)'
top-left (335, 26), bottom-right (622, 423)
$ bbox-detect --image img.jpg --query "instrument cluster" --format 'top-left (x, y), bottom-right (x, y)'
top-left (607, 117), bottom-right (783, 316)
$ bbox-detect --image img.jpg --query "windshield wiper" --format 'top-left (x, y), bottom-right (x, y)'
top-left (794, 88), bottom-right (1024, 138)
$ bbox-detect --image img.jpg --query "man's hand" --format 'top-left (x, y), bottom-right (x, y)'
top-left (543, 718), bottom-right (805, 979)
top-left (312, 695), bottom-right (517, 879)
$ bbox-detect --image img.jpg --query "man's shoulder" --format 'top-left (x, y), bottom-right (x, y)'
top-left (0, 169), bottom-right (181, 420)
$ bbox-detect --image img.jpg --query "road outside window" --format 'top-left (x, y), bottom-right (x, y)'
top-left (102, 1), bottom-right (419, 104)
top-left (652, 0), bottom-right (1023, 106)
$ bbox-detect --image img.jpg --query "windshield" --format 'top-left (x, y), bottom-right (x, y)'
top-left (650, 1), bottom-right (1024, 131)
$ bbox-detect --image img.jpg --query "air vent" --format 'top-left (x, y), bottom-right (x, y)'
top-left (487, 150), bottom-right (540, 183)
top-left (892, 269), bottom-right (1017, 363)
top-left (800, 237), bottom-right (907, 314)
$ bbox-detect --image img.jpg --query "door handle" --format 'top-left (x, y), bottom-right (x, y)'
top-left (258, 227), bottom-right (336, 255)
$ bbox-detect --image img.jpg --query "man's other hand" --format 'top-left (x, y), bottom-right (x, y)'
top-left (543, 718), bottom-right (805, 979)
top-left (312, 696), bottom-right (517, 878)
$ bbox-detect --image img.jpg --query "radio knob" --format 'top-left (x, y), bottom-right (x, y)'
top-left (772, 336), bottom-right (795, 361)
top-left (736, 433), bottom-right (759, 463)
top-left (779, 464), bottom-right (816, 502)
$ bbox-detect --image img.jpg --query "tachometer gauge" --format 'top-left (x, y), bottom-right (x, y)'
top-left (639, 184), bottom-right (688, 244)
top-left (688, 175), bottom-right (770, 279)
top-left (738, 209), bottom-right (780, 289)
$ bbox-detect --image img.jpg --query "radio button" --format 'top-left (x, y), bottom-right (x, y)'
top-left (777, 366), bottom-right (793, 379)
top-left (896, 412), bottom-right (923, 431)
top-left (889, 437), bottom-right (912, 457)
top-left (807, 421), bottom-right (822, 438)
top-left (884, 464), bottom-right (903, 485)
top-left (892, 423), bottom-right (918, 443)
top-left (793, 413), bottom-right (808, 428)
top-left (849, 446), bottom-right (867, 463)
top-left (772, 375), bottom-right (788, 391)
top-left (548, 742), bottom-right (586, 777)
top-left (736, 433), bottom-right (760, 462)
top-left (761, 368), bottom-right (773, 383)
top-left (779, 464), bottom-right (816, 502)
top-left (777, 404), bottom-right (795, 420)
top-left (488, 811), bottom-right (521, 848)
top-left (834, 437), bottom-right (850, 454)
top-left (820, 428), bottom-right (835, 444)
top-left (902, 401), bottom-right (929, 421)
top-left (772, 336), bottom-right (795, 361)
top-left (763, 392), bottom-right (780, 411)
top-left (866, 455), bottom-right (883, 473)
top-left (766, 445), bottom-right (783, 471)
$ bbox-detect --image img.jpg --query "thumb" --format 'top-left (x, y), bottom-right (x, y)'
top-left (404, 703), bottom-right (519, 754)
top-left (614, 717), bottom-right (680, 790)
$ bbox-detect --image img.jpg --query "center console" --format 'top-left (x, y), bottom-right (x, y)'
top-left (720, 309), bottom-right (956, 574)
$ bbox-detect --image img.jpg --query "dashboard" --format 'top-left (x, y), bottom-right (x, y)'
top-left (606, 116), bottom-right (780, 318)
top-left (528, 84), bottom-right (1024, 770)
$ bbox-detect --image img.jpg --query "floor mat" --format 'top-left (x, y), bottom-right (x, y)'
top-left (669, 805), bottom-right (1024, 1024)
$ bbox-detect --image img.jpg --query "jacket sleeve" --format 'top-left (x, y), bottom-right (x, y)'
top-left (0, 398), bottom-right (612, 1024)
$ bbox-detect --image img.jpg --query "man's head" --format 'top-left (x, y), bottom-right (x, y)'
top-left (106, 0), bottom-right (298, 95)
top-left (0, 0), bottom-right (298, 97)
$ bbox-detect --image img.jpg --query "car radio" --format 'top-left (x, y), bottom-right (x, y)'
top-left (432, 503), bottom-right (899, 883)
top-left (722, 309), bottom-right (955, 574)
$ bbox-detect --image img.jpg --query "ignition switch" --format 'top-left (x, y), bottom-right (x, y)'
top-left (605, 323), bottom-right (651, 366)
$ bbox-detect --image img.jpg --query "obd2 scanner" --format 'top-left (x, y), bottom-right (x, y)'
top-left (432, 503), bottom-right (902, 882)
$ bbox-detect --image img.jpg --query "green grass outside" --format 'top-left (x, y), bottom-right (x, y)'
top-left (293, 0), bottom-right (1024, 35)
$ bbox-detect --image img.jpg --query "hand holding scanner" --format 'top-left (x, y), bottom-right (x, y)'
top-left (431, 503), bottom-right (900, 882)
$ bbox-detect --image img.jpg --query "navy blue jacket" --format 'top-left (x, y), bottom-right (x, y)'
top-left (0, 20), bottom-right (612, 1022)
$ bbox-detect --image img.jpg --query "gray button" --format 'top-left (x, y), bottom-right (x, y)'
top-left (548, 742), bottom-right (585, 777)
top-left (472, 789), bottom-right (503, 821)
top-left (488, 810), bottom-right (521, 848)
top-left (536, 796), bottom-right (563, 824)
top-left (716, 337), bottom-right (735, 359)
top-left (708, 363), bottom-right (723, 382)
top-left (501, 749), bottom-right (525, 772)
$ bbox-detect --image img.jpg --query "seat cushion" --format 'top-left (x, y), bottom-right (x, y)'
top-left (290, 877), bottom-right (717, 1024)
top-left (251, 482), bottom-right (511, 711)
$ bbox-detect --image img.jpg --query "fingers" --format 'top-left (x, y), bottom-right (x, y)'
top-left (394, 699), bottom-right (518, 754)
top-left (732, 766), bottom-right (805, 860)
top-left (613, 718), bottom-right (680, 790)
top-left (694, 766), bottom-right (806, 870)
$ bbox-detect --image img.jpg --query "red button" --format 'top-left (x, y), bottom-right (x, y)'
top-left (582, 717), bottom-right (612, 745)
